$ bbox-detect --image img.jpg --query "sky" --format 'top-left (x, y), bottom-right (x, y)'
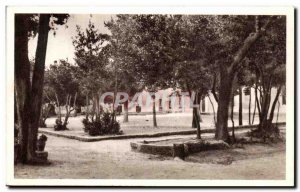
top-left (28, 14), bottom-right (114, 67)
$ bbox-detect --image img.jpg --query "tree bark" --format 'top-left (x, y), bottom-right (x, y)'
top-left (29, 14), bottom-right (50, 158)
top-left (215, 69), bottom-right (234, 142)
top-left (15, 14), bottom-right (31, 163)
top-left (238, 86), bottom-right (243, 125)
top-left (123, 100), bottom-right (129, 122)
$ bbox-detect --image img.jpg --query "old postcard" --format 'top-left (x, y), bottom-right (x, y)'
top-left (6, 6), bottom-right (294, 187)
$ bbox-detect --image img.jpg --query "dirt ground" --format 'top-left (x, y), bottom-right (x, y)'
top-left (14, 132), bottom-right (286, 180)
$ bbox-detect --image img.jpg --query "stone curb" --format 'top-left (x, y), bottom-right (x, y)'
top-left (38, 122), bottom-right (286, 142)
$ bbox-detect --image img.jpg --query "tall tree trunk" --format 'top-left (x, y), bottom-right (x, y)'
top-left (215, 70), bottom-right (234, 142)
top-left (123, 100), bottom-right (129, 122)
top-left (268, 86), bottom-right (282, 122)
top-left (15, 14), bottom-right (31, 163)
top-left (29, 14), bottom-right (50, 158)
top-left (152, 95), bottom-right (157, 127)
top-left (238, 86), bottom-right (243, 125)
top-left (215, 16), bottom-right (271, 141)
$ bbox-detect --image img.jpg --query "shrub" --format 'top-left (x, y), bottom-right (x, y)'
top-left (82, 111), bottom-right (122, 136)
top-left (54, 118), bottom-right (68, 131)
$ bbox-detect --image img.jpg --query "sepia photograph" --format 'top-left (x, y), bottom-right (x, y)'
top-left (6, 6), bottom-right (294, 187)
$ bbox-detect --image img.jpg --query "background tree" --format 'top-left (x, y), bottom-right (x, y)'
top-left (246, 16), bottom-right (286, 138)
top-left (175, 60), bottom-right (213, 139)
top-left (105, 15), bottom-right (178, 127)
top-left (15, 14), bottom-right (69, 163)
top-left (73, 20), bottom-right (111, 121)
top-left (105, 17), bottom-right (144, 123)
top-left (210, 15), bottom-right (277, 142)
top-left (162, 15), bottom-right (217, 139)
top-left (46, 59), bottom-right (79, 129)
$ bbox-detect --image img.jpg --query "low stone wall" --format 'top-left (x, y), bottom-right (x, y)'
top-left (130, 139), bottom-right (230, 159)
top-left (131, 142), bottom-right (173, 156)
top-left (39, 122), bottom-right (286, 142)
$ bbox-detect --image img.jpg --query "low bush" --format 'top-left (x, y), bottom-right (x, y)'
top-left (54, 118), bottom-right (68, 131)
top-left (82, 111), bottom-right (122, 136)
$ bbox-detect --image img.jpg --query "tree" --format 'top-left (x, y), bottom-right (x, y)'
top-left (105, 15), bottom-right (178, 127)
top-left (105, 17), bottom-right (144, 123)
top-left (15, 14), bottom-right (69, 163)
top-left (46, 60), bottom-right (79, 129)
top-left (246, 16), bottom-right (286, 138)
top-left (211, 16), bottom-right (276, 142)
top-left (73, 20), bottom-right (111, 121)
top-left (175, 60), bottom-right (213, 139)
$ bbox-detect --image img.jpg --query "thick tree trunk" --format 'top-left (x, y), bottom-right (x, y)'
top-left (15, 14), bottom-right (31, 163)
top-left (29, 14), bottom-right (50, 158)
top-left (152, 96), bottom-right (157, 127)
top-left (215, 16), bottom-right (270, 141)
top-left (259, 77), bottom-right (273, 131)
top-left (123, 100), bottom-right (129, 122)
top-left (238, 86), bottom-right (243, 125)
top-left (215, 70), bottom-right (234, 142)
